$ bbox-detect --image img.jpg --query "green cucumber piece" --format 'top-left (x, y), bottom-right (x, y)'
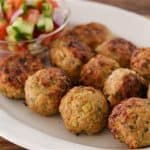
top-left (42, 2), bottom-right (52, 17)
top-left (12, 17), bottom-right (34, 37)
top-left (7, 17), bottom-right (34, 41)
top-left (37, 15), bottom-right (54, 32)
top-left (6, 26), bottom-right (18, 42)
top-left (37, 15), bottom-right (45, 31)
top-left (44, 17), bottom-right (53, 32)
top-left (22, 3), bottom-right (28, 14)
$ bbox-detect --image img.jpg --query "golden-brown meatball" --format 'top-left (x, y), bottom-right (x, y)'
top-left (103, 68), bottom-right (147, 107)
top-left (50, 36), bottom-right (94, 82)
top-left (59, 86), bottom-right (109, 135)
top-left (65, 22), bottom-right (112, 49)
top-left (25, 67), bottom-right (71, 116)
top-left (0, 53), bottom-right (44, 99)
top-left (131, 48), bottom-right (150, 82)
top-left (80, 54), bottom-right (120, 89)
top-left (108, 97), bottom-right (150, 149)
top-left (96, 38), bottom-right (137, 67)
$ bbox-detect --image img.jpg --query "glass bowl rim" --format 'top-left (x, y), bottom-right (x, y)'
top-left (0, 1), bottom-right (70, 45)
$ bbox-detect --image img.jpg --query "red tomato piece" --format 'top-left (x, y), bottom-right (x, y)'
top-left (24, 9), bottom-right (40, 25)
top-left (0, 20), bottom-right (8, 40)
top-left (16, 43), bottom-right (28, 51)
top-left (37, 0), bottom-right (43, 10)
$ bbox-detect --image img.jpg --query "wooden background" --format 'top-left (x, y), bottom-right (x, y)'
top-left (1, 0), bottom-right (150, 149)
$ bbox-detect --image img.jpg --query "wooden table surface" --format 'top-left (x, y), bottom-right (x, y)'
top-left (1, 0), bottom-right (150, 149)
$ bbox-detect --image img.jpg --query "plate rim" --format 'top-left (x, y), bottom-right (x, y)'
top-left (0, 0), bottom-right (150, 149)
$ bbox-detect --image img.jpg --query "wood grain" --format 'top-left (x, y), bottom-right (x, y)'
top-left (1, 0), bottom-right (150, 149)
top-left (0, 137), bottom-right (25, 150)
top-left (92, 0), bottom-right (150, 14)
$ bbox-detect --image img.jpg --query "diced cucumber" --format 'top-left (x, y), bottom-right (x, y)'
top-left (6, 27), bottom-right (18, 42)
top-left (37, 15), bottom-right (45, 31)
top-left (7, 17), bottom-right (34, 41)
top-left (12, 17), bottom-right (34, 37)
top-left (22, 3), bottom-right (28, 14)
top-left (44, 17), bottom-right (54, 32)
top-left (42, 2), bottom-right (52, 17)
top-left (0, 0), bottom-right (4, 6)
top-left (37, 15), bottom-right (54, 32)
top-left (3, 1), bottom-right (9, 12)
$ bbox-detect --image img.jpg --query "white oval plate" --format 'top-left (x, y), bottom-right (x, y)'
top-left (0, 0), bottom-right (150, 149)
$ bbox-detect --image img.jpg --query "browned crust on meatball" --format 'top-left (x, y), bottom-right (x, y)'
top-left (25, 67), bottom-right (71, 116)
top-left (59, 86), bottom-right (109, 134)
top-left (116, 73), bottom-right (147, 100)
top-left (80, 54), bottom-right (120, 89)
top-left (64, 22), bottom-right (111, 49)
top-left (52, 36), bottom-right (94, 63)
top-left (131, 48), bottom-right (150, 81)
top-left (96, 38), bottom-right (137, 67)
top-left (0, 53), bottom-right (44, 99)
top-left (103, 69), bottom-right (148, 107)
top-left (0, 53), bottom-right (43, 89)
top-left (108, 98), bottom-right (150, 148)
top-left (50, 36), bottom-right (94, 82)
top-left (36, 67), bottom-right (71, 93)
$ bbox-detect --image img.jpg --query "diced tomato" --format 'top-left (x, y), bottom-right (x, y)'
top-left (0, 20), bottom-right (8, 40)
top-left (47, 0), bottom-right (58, 9)
top-left (7, 0), bottom-right (24, 10)
top-left (24, 9), bottom-right (40, 25)
top-left (16, 43), bottom-right (28, 51)
top-left (37, 0), bottom-right (43, 10)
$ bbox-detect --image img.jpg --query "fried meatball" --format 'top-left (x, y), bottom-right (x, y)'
top-left (109, 97), bottom-right (150, 148)
top-left (65, 22), bottom-right (112, 49)
top-left (50, 36), bottom-right (94, 82)
top-left (80, 54), bottom-right (120, 89)
top-left (148, 84), bottom-right (150, 99)
top-left (103, 68), bottom-right (147, 107)
top-left (25, 67), bottom-right (71, 116)
top-left (0, 53), bottom-right (44, 99)
top-left (59, 86), bottom-right (109, 135)
top-left (131, 48), bottom-right (150, 82)
top-left (96, 38), bottom-right (137, 67)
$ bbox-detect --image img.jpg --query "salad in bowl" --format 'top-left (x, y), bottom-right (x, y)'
top-left (0, 0), bottom-right (69, 54)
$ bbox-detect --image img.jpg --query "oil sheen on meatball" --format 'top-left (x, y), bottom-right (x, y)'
top-left (103, 68), bottom-right (147, 107)
top-left (25, 67), bottom-right (71, 116)
top-left (109, 98), bottom-right (150, 148)
top-left (96, 38), bottom-right (137, 67)
top-left (65, 22), bottom-right (112, 49)
top-left (50, 36), bottom-right (94, 82)
top-left (131, 48), bottom-right (150, 82)
top-left (59, 86), bottom-right (109, 135)
top-left (80, 54), bottom-right (120, 89)
top-left (0, 53), bottom-right (44, 99)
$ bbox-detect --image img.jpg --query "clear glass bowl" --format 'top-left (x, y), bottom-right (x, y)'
top-left (0, 0), bottom-right (70, 56)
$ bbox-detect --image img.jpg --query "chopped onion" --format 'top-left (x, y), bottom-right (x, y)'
top-left (53, 8), bottom-right (68, 26)
top-left (10, 9), bottom-right (23, 23)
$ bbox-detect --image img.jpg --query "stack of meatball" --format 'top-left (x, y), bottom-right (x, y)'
top-left (0, 22), bottom-right (149, 149)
